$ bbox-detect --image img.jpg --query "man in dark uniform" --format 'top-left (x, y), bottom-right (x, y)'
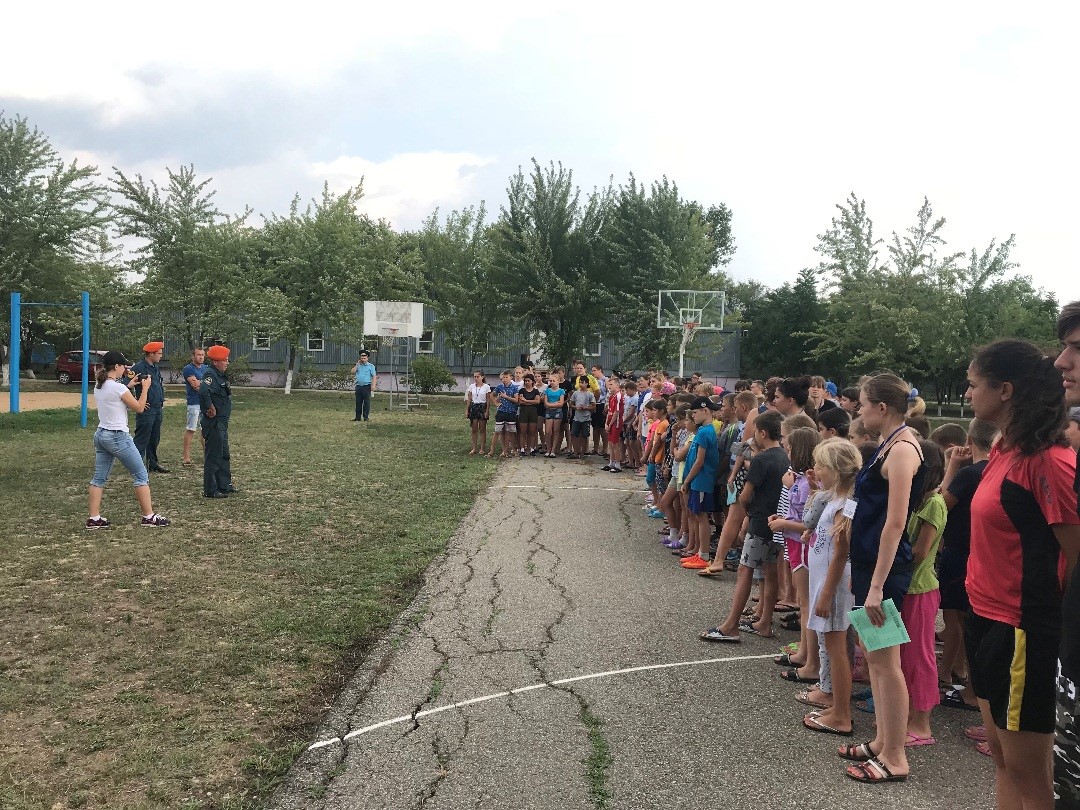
top-left (130, 340), bottom-right (168, 473)
top-left (200, 345), bottom-right (236, 498)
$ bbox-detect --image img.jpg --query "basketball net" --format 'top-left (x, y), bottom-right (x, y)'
top-left (380, 327), bottom-right (399, 347)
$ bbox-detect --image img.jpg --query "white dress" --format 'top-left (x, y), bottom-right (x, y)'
top-left (807, 497), bottom-right (854, 633)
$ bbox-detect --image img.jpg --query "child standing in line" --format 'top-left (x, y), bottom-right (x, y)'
top-left (801, 437), bottom-right (863, 736)
top-left (516, 374), bottom-right (542, 456)
top-left (680, 397), bottom-right (721, 569)
top-left (568, 375), bottom-right (596, 462)
top-left (768, 426), bottom-right (822, 679)
top-left (643, 401), bottom-right (667, 511)
top-left (488, 370), bottom-right (519, 459)
top-left (656, 401), bottom-right (682, 544)
top-left (465, 369), bottom-right (491, 455)
top-left (900, 440), bottom-right (947, 747)
top-left (623, 380), bottom-right (640, 471)
top-left (543, 368), bottom-right (566, 459)
top-left (603, 377), bottom-right (625, 471)
top-left (666, 408), bottom-right (695, 549)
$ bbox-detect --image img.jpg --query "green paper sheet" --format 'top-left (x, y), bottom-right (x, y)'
top-left (848, 598), bottom-right (910, 652)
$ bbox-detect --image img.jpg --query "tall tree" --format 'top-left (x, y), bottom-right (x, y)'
top-left (491, 160), bottom-right (613, 366)
top-left (601, 175), bottom-right (731, 367)
top-left (112, 165), bottom-right (268, 350)
top-left (257, 183), bottom-right (419, 392)
top-left (741, 267), bottom-right (823, 378)
top-left (1, 113), bottom-right (110, 369)
top-left (417, 205), bottom-right (505, 373)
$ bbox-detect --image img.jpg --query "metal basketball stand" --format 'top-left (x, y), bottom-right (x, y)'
top-left (656, 290), bottom-right (725, 378)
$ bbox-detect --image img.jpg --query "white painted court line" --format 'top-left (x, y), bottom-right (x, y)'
top-left (308, 653), bottom-right (775, 751)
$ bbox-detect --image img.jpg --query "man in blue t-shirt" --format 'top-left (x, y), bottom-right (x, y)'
top-left (182, 347), bottom-right (207, 465)
top-left (681, 396), bottom-right (721, 568)
top-left (352, 350), bottom-right (378, 422)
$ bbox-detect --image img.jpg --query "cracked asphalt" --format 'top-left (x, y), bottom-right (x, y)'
top-left (268, 456), bottom-right (995, 809)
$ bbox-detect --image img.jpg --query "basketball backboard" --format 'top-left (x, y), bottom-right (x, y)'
top-left (363, 301), bottom-right (425, 339)
top-left (657, 290), bottom-right (725, 331)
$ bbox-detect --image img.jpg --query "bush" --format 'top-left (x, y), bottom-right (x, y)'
top-left (410, 355), bottom-right (456, 394)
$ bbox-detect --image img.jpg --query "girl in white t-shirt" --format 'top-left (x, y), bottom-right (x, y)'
top-left (465, 370), bottom-right (491, 455)
top-left (87, 351), bottom-right (170, 530)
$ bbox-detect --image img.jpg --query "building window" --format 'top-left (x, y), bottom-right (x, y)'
top-left (306, 330), bottom-right (324, 352)
top-left (583, 335), bottom-right (602, 357)
top-left (418, 329), bottom-right (435, 354)
top-left (252, 330), bottom-right (271, 350)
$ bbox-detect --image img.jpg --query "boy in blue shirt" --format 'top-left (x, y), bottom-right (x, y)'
top-left (488, 370), bottom-right (519, 459)
top-left (681, 396), bottom-right (721, 568)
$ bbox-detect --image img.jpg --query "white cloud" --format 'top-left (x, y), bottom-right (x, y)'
top-left (308, 152), bottom-right (495, 228)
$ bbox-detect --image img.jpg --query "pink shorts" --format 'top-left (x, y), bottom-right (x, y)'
top-left (785, 537), bottom-right (809, 572)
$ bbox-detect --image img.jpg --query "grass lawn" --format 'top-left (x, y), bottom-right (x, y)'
top-left (0, 389), bottom-right (496, 809)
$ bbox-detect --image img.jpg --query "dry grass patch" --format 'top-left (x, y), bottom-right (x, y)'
top-left (0, 390), bottom-right (495, 808)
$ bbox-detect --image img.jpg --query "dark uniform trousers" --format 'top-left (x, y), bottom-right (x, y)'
top-left (202, 417), bottom-right (232, 496)
top-left (134, 406), bottom-right (164, 467)
top-left (200, 367), bottom-right (233, 497)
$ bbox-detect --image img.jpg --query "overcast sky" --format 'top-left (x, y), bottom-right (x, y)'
top-left (3, 1), bottom-right (1076, 304)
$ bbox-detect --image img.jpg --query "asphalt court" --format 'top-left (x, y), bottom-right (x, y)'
top-left (270, 456), bottom-right (995, 809)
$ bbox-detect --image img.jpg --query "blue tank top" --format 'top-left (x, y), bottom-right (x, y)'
top-left (850, 437), bottom-right (927, 571)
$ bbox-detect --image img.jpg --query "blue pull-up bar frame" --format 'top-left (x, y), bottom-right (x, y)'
top-left (8, 291), bottom-right (91, 427)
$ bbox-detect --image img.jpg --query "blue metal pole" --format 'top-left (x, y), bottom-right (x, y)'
top-left (9, 292), bottom-right (20, 414)
top-left (80, 291), bottom-right (90, 428)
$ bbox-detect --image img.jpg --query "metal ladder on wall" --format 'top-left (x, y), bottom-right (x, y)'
top-left (386, 337), bottom-right (423, 410)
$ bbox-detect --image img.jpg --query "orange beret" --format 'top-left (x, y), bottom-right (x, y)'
top-left (206, 345), bottom-right (231, 361)
top-left (143, 341), bottom-right (164, 353)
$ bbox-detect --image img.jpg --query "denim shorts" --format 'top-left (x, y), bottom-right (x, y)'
top-left (186, 404), bottom-right (201, 431)
top-left (91, 428), bottom-right (149, 488)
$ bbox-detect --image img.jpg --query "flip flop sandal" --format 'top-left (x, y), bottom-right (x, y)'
top-left (845, 757), bottom-right (907, 783)
top-left (774, 603), bottom-right (799, 612)
top-left (904, 733), bottom-right (936, 747)
top-left (780, 642), bottom-right (799, 655)
top-left (803, 715), bottom-right (854, 737)
top-left (838, 742), bottom-right (877, 762)
top-left (964, 725), bottom-right (987, 742)
top-left (795, 690), bottom-right (830, 709)
top-left (780, 668), bottom-right (818, 684)
top-left (975, 741), bottom-right (992, 757)
top-left (738, 621), bottom-right (775, 638)
top-left (774, 653), bottom-right (802, 667)
top-left (940, 687), bottom-right (980, 712)
top-left (697, 568), bottom-right (725, 578)
top-left (700, 627), bottom-right (740, 643)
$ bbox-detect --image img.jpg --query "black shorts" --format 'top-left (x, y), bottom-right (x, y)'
top-left (592, 403), bottom-right (606, 429)
top-left (850, 562), bottom-right (912, 612)
top-left (937, 546), bottom-right (970, 612)
top-left (495, 413), bottom-right (518, 432)
top-left (518, 408), bottom-right (538, 425)
top-left (467, 403), bottom-right (488, 421)
top-left (966, 612), bottom-right (1058, 734)
top-left (570, 421), bottom-right (590, 438)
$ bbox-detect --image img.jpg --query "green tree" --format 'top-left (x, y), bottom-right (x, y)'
top-left (111, 165), bottom-right (270, 351)
top-left (257, 183), bottom-right (420, 392)
top-left (1, 113), bottom-right (110, 369)
top-left (417, 204), bottom-right (505, 373)
top-left (741, 267), bottom-right (823, 378)
top-left (491, 160), bottom-right (613, 366)
top-left (601, 175), bottom-right (730, 367)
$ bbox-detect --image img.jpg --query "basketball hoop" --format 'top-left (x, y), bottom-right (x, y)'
top-left (380, 326), bottom-right (399, 347)
top-left (680, 321), bottom-right (699, 352)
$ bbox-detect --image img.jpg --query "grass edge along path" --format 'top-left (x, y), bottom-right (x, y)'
top-left (0, 390), bottom-right (497, 809)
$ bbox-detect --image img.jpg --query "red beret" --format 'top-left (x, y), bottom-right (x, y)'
top-left (143, 341), bottom-right (164, 353)
top-left (206, 345), bottom-right (231, 361)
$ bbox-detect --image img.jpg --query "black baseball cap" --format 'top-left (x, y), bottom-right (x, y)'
top-left (690, 396), bottom-right (721, 411)
top-left (101, 350), bottom-right (130, 367)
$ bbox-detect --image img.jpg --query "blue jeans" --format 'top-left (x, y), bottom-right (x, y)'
top-left (91, 428), bottom-right (149, 488)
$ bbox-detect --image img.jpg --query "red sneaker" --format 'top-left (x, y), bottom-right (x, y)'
top-left (682, 556), bottom-right (709, 569)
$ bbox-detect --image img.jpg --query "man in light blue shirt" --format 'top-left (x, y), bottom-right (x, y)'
top-left (352, 350), bottom-right (378, 422)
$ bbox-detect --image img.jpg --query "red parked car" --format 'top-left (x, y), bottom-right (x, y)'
top-left (55, 350), bottom-right (107, 384)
